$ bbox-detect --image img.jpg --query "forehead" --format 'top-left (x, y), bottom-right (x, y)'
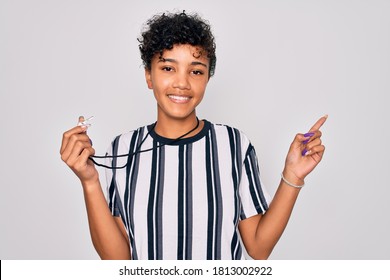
top-left (155, 44), bottom-right (209, 63)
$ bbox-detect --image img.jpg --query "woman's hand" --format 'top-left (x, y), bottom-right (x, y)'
top-left (60, 116), bottom-right (98, 185)
top-left (282, 115), bottom-right (328, 185)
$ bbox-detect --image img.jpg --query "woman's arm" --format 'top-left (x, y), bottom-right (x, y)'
top-left (82, 180), bottom-right (130, 260)
top-left (60, 118), bottom-right (130, 259)
top-left (239, 115), bottom-right (327, 259)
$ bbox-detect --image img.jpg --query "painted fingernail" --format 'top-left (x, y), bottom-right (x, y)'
top-left (302, 148), bottom-right (307, 156)
top-left (302, 139), bottom-right (310, 144)
top-left (304, 132), bottom-right (315, 137)
top-left (89, 139), bottom-right (93, 146)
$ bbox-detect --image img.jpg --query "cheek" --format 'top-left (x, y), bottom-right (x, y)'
top-left (196, 80), bottom-right (208, 95)
top-left (149, 78), bottom-right (166, 94)
top-left (193, 85), bottom-right (207, 105)
top-left (153, 76), bottom-right (171, 91)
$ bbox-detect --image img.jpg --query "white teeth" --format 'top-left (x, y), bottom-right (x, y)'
top-left (168, 95), bottom-right (190, 101)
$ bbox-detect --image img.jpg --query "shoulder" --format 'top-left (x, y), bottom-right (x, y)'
top-left (207, 121), bottom-right (253, 153)
top-left (107, 124), bottom-right (150, 152)
top-left (210, 123), bottom-right (254, 156)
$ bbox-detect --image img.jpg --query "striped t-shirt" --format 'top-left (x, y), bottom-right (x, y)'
top-left (104, 120), bottom-right (270, 260)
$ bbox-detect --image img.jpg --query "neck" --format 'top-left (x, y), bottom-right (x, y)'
top-left (154, 114), bottom-right (203, 139)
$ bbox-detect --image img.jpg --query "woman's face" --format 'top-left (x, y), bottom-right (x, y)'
top-left (145, 44), bottom-right (210, 123)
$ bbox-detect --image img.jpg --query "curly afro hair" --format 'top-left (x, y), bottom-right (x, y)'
top-left (138, 11), bottom-right (216, 77)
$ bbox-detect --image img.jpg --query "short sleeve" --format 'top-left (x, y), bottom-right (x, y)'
top-left (104, 136), bottom-right (121, 217)
top-left (239, 144), bottom-right (270, 220)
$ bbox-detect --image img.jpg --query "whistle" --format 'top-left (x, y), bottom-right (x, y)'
top-left (78, 116), bottom-right (94, 127)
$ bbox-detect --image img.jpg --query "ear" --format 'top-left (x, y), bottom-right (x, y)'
top-left (145, 68), bottom-right (153, 89)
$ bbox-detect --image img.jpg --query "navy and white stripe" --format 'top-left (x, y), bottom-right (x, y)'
top-left (147, 140), bottom-right (165, 259)
top-left (105, 120), bottom-right (269, 260)
top-left (205, 125), bottom-right (223, 259)
top-left (227, 126), bottom-right (243, 260)
top-left (177, 144), bottom-right (193, 259)
top-left (243, 144), bottom-right (268, 218)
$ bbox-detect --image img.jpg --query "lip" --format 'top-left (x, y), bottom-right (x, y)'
top-left (167, 94), bottom-right (192, 104)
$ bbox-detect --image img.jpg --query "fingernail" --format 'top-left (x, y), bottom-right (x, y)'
top-left (302, 139), bottom-right (310, 144)
top-left (89, 139), bottom-right (93, 146)
top-left (302, 148), bottom-right (307, 156)
top-left (304, 132), bottom-right (315, 137)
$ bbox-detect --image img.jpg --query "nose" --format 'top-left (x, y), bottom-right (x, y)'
top-left (172, 71), bottom-right (191, 90)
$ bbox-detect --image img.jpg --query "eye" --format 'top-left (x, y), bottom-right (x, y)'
top-left (192, 70), bottom-right (204, 75)
top-left (162, 66), bottom-right (173, 72)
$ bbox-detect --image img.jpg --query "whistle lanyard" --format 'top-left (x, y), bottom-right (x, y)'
top-left (89, 118), bottom-right (200, 170)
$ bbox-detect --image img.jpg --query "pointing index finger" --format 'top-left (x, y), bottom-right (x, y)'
top-left (309, 114), bottom-right (328, 132)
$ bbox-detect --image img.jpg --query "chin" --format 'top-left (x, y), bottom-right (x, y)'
top-left (164, 111), bottom-right (196, 121)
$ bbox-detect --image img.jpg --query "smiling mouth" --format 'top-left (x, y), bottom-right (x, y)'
top-left (168, 94), bottom-right (191, 103)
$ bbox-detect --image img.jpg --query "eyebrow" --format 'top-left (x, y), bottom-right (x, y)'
top-left (158, 58), bottom-right (207, 68)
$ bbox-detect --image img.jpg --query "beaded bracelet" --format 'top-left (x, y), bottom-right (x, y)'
top-left (281, 173), bottom-right (305, 188)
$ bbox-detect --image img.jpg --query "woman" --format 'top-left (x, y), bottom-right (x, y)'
top-left (60, 11), bottom-right (326, 260)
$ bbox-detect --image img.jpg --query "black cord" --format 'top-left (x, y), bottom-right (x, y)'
top-left (89, 118), bottom-right (200, 169)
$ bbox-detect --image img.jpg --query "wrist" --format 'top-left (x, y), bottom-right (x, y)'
top-left (81, 178), bottom-right (101, 193)
top-left (282, 169), bottom-right (305, 187)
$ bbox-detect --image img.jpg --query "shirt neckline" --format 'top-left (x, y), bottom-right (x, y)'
top-left (147, 119), bottom-right (211, 145)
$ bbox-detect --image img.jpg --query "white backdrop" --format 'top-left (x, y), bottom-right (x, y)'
top-left (1, 0), bottom-right (389, 259)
